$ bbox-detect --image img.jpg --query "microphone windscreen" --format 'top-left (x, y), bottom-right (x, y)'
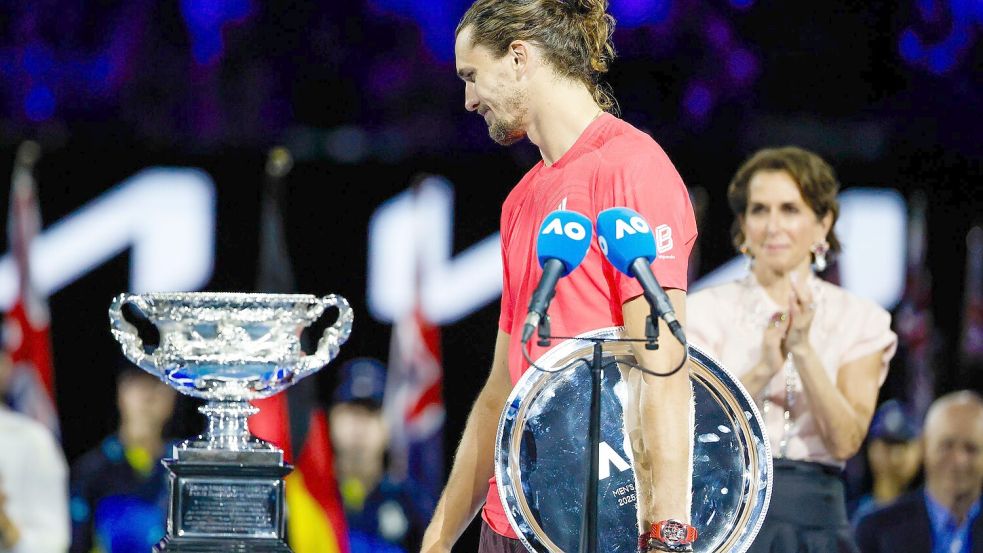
top-left (536, 210), bottom-right (593, 275)
top-left (596, 207), bottom-right (657, 276)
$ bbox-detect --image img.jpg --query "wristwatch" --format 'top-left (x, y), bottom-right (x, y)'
top-left (639, 519), bottom-right (697, 552)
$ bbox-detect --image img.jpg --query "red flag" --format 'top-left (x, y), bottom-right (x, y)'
top-left (896, 192), bottom-right (937, 420)
top-left (3, 141), bottom-right (58, 434)
top-left (960, 226), bottom-right (983, 366)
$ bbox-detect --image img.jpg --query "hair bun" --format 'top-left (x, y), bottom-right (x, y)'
top-left (570, 0), bottom-right (605, 16)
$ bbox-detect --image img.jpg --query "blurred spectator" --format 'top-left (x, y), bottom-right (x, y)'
top-left (850, 400), bottom-right (922, 525)
top-left (856, 390), bottom-right (983, 553)
top-left (330, 358), bottom-right (428, 553)
top-left (0, 336), bottom-right (70, 553)
top-left (69, 365), bottom-right (176, 553)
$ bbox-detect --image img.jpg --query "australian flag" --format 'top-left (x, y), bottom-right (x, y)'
top-left (4, 141), bottom-right (59, 434)
top-left (382, 182), bottom-right (445, 517)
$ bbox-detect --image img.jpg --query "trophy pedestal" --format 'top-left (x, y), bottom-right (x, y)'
top-left (155, 448), bottom-right (293, 553)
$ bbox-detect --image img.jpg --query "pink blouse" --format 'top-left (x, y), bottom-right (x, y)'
top-left (687, 274), bottom-right (898, 467)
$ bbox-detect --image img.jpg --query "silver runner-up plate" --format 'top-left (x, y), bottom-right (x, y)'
top-left (496, 327), bottom-right (772, 553)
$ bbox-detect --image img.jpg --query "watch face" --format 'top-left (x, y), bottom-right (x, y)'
top-left (661, 520), bottom-right (687, 545)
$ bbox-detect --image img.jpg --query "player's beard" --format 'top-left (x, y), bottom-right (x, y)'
top-left (488, 87), bottom-right (528, 146)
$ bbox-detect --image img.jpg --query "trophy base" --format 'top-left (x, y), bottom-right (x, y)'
top-left (161, 452), bottom-right (294, 553)
top-left (154, 537), bottom-right (292, 552)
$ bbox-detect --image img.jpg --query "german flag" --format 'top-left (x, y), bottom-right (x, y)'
top-left (249, 147), bottom-right (349, 553)
top-left (252, 390), bottom-right (349, 553)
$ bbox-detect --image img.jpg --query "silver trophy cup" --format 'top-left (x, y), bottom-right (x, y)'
top-left (497, 327), bottom-right (771, 553)
top-left (109, 292), bottom-right (353, 553)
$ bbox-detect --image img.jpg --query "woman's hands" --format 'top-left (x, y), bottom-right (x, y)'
top-left (758, 273), bottom-right (814, 382)
top-left (784, 273), bottom-right (816, 353)
top-left (761, 310), bottom-right (790, 376)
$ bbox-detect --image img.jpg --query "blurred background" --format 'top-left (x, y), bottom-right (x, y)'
top-left (0, 1), bottom-right (980, 551)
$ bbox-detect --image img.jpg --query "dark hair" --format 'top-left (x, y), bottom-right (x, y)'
top-left (727, 146), bottom-right (841, 252)
top-left (116, 363), bottom-right (160, 386)
top-left (456, 0), bottom-right (619, 114)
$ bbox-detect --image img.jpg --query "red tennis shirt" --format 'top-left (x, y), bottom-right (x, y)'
top-left (483, 113), bottom-right (698, 538)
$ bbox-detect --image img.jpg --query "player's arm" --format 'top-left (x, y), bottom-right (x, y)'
top-left (421, 329), bottom-right (512, 553)
top-left (623, 290), bottom-right (693, 525)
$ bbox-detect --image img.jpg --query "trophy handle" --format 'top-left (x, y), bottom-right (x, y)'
top-left (297, 294), bottom-right (354, 376)
top-left (108, 293), bottom-right (160, 374)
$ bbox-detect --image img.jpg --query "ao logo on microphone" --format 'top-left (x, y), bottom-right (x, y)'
top-left (598, 215), bottom-right (649, 256)
top-left (541, 217), bottom-right (589, 241)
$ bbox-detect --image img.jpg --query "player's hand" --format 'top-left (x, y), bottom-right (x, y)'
top-left (420, 526), bottom-right (453, 553)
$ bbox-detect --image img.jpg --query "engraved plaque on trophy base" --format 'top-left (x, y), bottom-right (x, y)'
top-left (155, 456), bottom-right (293, 553)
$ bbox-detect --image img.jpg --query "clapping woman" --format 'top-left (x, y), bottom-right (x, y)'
top-left (688, 147), bottom-right (897, 552)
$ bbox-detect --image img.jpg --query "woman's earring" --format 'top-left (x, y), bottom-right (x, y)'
top-left (740, 243), bottom-right (753, 271)
top-left (811, 240), bottom-right (830, 272)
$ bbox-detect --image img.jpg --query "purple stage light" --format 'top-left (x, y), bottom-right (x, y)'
top-left (705, 18), bottom-right (733, 49)
top-left (683, 82), bottom-right (713, 120)
top-left (899, 29), bottom-right (923, 63)
top-left (367, 0), bottom-right (470, 62)
top-left (901, 0), bottom-right (980, 74)
top-left (926, 47), bottom-right (956, 74)
top-left (949, 0), bottom-right (973, 19)
top-left (366, 58), bottom-right (413, 99)
top-left (611, 0), bottom-right (673, 27)
top-left (84, 55), bottom-right (114, 95)
top-left (917, 0), bottom-right (940, 23)
top-left (728, 0), bottom-right (755, 10)
top-left (24, 85), bottom-right (56, 122)
top-left (21, 43), bottom-right (54, 78)
top-left (180, 0), bottom-right (255, 66)
top-left (727, 48), bottom-right (757, 85)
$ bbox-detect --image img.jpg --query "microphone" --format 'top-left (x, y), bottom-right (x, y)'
top-left (521, 210), bottom-right (593, 344)
top-left (595, 207), bottom-right (687, 346)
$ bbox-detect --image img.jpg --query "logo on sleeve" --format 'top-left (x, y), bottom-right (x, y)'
top-left (655, 224), bottom-right (674, 257)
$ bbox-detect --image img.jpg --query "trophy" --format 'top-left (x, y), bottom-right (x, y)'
top-left (109, 292), bottom-right (353, 552)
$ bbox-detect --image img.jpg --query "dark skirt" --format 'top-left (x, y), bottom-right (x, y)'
top-left (747, 459), bottom-right (859, 553)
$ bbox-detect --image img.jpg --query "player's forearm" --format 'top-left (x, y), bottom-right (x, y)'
top-left (623, 293), bottom-right (693, 524)
top-left (422, 368), bottom-right (511, 550)
top-left (638, 370), bottom-right (693, 522)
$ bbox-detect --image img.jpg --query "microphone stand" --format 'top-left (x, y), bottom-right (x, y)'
top-left (534, 312), bottom-right (660, 553)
